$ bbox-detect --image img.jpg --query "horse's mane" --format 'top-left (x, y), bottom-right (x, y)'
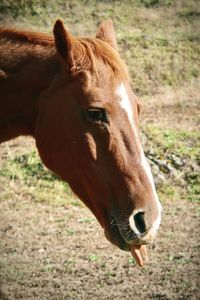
top-left (78, 37), bottom-right (129, 80)
top-left (0, 27), bottom-right (54, 45)
top-left (0, 27), bottom-right (129, 80)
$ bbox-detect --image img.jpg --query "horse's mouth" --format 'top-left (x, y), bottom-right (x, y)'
top-left (104, 217), bottom-right (149, 266)
top-left (104, 219), bottom-right (130, 252)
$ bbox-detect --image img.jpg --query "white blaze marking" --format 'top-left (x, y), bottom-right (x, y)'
top-left (116, 83), bottom-right (162, 234)
top-left (141, 152), bottom-right (162, 232)
top-left (116, 83), bottom-right (138, 138)
top-left (116, 82), bottom-right (144, 150)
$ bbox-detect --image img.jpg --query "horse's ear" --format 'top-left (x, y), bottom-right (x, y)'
top-left (53, 19), bottom-right (76, 70)
top-left (96, 19), bottom-right (117, 50)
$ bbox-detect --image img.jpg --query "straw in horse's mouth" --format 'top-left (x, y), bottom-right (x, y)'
top-left (130, 244), bottom-right (148, 266)
top-left (105, 217), bottom-right (149, 266)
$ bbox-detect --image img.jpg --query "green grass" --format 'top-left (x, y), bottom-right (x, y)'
top-left (143, 125), bottom-right (200, 159)
top-left (0, 150), bottom-right (78, 206)
top-left (143, 125), bottom-right (200, 202)
top-left (88, 254), bottom-right (99, 262)
top-left (185, 171), bottom-right (200, 202)
top-left (158, 183), bottom-right (182, 202)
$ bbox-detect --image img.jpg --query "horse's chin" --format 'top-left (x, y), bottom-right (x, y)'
top-left (104, 225), bottom-right (130, 252)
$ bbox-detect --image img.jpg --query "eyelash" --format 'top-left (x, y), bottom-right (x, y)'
top-left (86, 108), bottom-right (108, 123)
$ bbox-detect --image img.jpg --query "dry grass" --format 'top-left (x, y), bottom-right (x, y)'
top-left (141, 77), bottom-right (200, 131)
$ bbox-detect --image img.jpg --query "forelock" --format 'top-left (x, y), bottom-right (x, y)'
top-left (77, 37), bottom-right (130, 81)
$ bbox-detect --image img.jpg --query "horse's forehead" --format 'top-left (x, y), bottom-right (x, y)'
top-left (91, 56), bottom-right (117, 83)
top-left (79, 57), bottom-right (132, 106)
top-left (88, 69), bottom-right (120, 99)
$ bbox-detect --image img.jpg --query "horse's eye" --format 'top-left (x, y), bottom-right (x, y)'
top-left (86, 108), bottom-right (108, 123)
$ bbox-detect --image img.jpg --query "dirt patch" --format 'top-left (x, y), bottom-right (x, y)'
top-left (0, 189), bottom-right (199, 300)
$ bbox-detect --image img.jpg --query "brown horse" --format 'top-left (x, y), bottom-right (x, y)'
top-left (0, 19), bottom-right (162, 266)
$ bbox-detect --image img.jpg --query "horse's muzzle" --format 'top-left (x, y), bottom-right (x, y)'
top-left (105, 208), bottom-right (162, 252)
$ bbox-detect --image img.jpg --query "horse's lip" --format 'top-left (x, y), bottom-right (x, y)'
top-left (104, 216), bottom-right (151, 251)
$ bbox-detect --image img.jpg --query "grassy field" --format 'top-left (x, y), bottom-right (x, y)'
top-left (0, 0), bottom-right (199, 203)
top-left (0, 1), bottom-right (200, 299)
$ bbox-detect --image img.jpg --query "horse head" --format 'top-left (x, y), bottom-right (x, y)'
top-left (35, 20), bottom-right (162, 264)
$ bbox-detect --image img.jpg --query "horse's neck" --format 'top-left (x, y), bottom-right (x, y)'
top-left (0, 39), bottom-right (59, 143)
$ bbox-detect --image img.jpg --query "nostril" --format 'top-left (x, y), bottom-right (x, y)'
top-left (133, 211), bottom-right (146, 234)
